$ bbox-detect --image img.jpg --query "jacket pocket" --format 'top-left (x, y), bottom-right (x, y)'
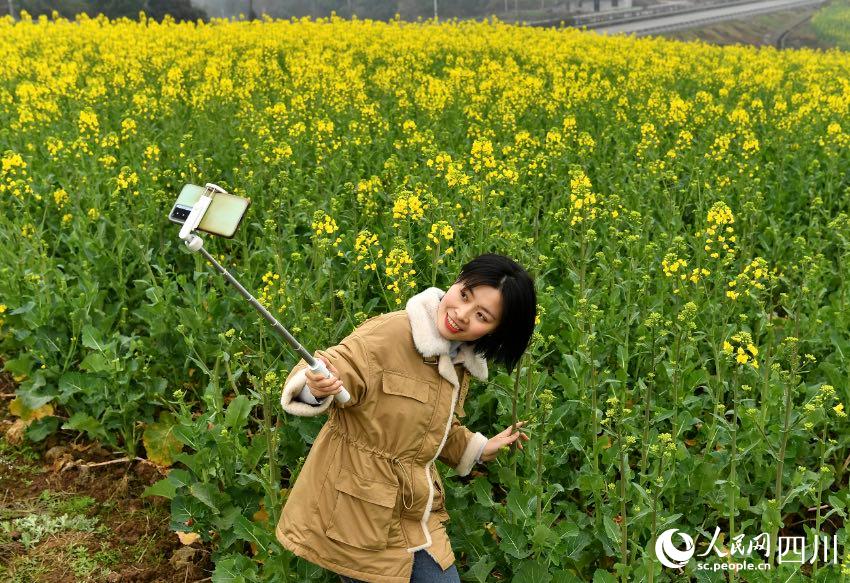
top-left (325, 466), bottom-right (399, 551)
top-left (381, 370), bottom-right (430, 403)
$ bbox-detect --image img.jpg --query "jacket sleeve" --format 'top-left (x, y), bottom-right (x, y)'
top-left (280, 333), bottom-right (370, 417)
top-left (438, 415), bottom-right (488, 477)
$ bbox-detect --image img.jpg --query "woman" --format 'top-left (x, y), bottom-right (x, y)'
top-left (277, 253), bottom-right (536, 583)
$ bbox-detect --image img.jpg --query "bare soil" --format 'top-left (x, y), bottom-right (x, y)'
top-left (0, 367), bottom-right (211, 583)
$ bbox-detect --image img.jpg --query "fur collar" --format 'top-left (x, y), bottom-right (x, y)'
top-left (405, 287), bottom-right (488, 382)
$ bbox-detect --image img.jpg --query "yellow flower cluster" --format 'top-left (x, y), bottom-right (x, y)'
top-left (648, 432), bottom-right (677, 459)
top-left (425, 221), bottom-right (454, 263)
top-left (567, 168), bottom-right (599, 225)
top-left (470, 138), bottom-right (496, 174)
top-left (662, 252), bottom-right (711, 294)
top-left (311, 210), bottom-right (342, 254)
top-left (46, 137), bottom-right (64, 158)
top-left (258, 271), bottom-right (287, 313)
top-left (726, 257), bottom-right (775, 301)
top-left (115, 166), bottom-right (139, 195)
top-left (311, 210), bottom-right (337, 236)
top-left (699, 201), bottom-right (736, 261)
top-left (427, 220), bottom-right (454, 245)
top-left (662, 254), bottom-right (687, 278)
top-left (53, 188), bottom-right (69, 208)
top-left (384, 247), bottom-right (416, 305)
top-left (78, 110), bottom-right (99, 135)
top-left (723, 332), bottom-right (759, 368)
top-left (1, 151), bottom-right (33, 200)
top-left (121, 118), bottom-right (137, 140)
top-left (356, 176), bottom-right (382, 218)
top-left (392, 192), bottom-right (425, 222)
top-left (354, 229), bottom-right (383, 271)
top-left (802, 385), bottom-right (845, 430)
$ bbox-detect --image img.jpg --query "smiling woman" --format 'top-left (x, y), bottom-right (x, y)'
top-left (437, 254), bottom-right (537, 375)
top-left (277, 253), bottom-right (536, 583)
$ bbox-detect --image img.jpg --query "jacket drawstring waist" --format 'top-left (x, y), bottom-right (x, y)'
top-left (392, 459), bottom-right (414, 510)
top-left (327, 420), bottom-right (414, 510)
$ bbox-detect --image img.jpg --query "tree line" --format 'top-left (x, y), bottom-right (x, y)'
top-left (2, 0), bottom-right (553, 22)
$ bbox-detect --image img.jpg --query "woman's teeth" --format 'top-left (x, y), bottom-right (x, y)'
top-left (447, 314), bottom-right (461, 332)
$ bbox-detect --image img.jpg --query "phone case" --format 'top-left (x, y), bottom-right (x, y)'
top-left (169, 184), bottom-right (251, 239)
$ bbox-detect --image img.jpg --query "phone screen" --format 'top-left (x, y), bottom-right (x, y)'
top-left (168, 184), bottom-right (251, 239)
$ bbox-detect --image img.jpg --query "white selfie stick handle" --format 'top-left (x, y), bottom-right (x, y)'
top-left (309, 358), bottom-right (351, 404)
top-left (179, 192), bottom-right (212, 240)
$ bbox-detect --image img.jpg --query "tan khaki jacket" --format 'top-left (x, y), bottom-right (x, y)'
top-left (275, 287), bottom-right (489, 583)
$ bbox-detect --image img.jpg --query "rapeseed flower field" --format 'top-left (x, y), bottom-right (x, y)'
top-left (2, 11), bottom-right (850, 581)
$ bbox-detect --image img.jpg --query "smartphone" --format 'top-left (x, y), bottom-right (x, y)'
top-left (168, 184), bottom-right (251, 238)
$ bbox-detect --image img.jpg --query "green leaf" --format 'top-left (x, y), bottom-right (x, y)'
top-left (467, 555), bottom-right (496, 583)
top-left (593, 569), bottom-right (618, 583)
top-left (532, 524), bottom-right (554, 549)
top-left (79, 352), bottom-right (111, 373)
top-left (828, 495), bottom-right (846, 519)
top-left (58, 372), bottom-right (97, 402)
top-left (224, 395), bottom-right (254, 429)
top-left (81, 324), bottom-right (106, 352)
top-left (26, 417), bottom-right (60, 441)
top-left (167, 469), bottom-right (194, 489)
top-left (212, 553), bottom-right (257, 583)
top-left (555, 520), bottom-right (580, 538)
top-left (142, 478), bottom-right (178, 500)
top-left (657, 513), bottom-right (683, 530)
top-left (506, 488), bottom-right (535, 523)
top-left (63, 412), bottom-right (106, 440)
top-left (189, 481), bottom-right (229, 513)
top-left (10, 393), bottom-right (53, 416)
top-left (603, 515), bottom-right (621, 546)
top-left (142, 411), bottom-right (183, 467)
top-left (496, 523), bottom-right (531, 559)
top-left (170, 495), bottom-right (206, 531)
top-left (233, 515), bottom-right (268, 555)
top-left (3, 353), bottom-right (33, 375)
top-left (9, 301), bottom-right (35, 316)
top-left (513, 558), bottom-right (552, 583)
top-left (552, 571), bottom-right (582, 583)
top-left (215, 505), bottom-right (243, 531)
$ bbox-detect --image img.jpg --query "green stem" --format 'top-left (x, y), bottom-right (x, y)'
top-left (511, 355), bottom-right (522, 477)
top-left (812, 424), bottom-right (828, 578)
top-left (769, 319), bottom-right (800, 567)
top-left (618, 425), bottom-right (629, 583)
top-left (535, 406), bottom-right (546, 522)
top-left (729, 368), bottom-right (739, 583)
top-left (641, 327), bottom-right (656, 480)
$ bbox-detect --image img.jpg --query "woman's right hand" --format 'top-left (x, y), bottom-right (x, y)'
top-left (305, 354), bottom-right (343, 400)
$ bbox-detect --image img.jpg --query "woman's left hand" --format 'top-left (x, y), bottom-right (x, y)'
top-left (480, 421), bottom-right (530, 462)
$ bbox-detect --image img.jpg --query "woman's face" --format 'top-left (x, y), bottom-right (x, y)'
top-left (436, 282), bottom-right (503, 342)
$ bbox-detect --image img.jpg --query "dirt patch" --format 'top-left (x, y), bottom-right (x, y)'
top-left (0, 379), bottom-right (211, 582)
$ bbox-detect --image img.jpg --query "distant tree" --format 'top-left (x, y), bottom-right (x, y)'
top-left (4, 0), bottom-right (88, 18)
top-left (350, 0), bottom-right (396, 19)
top-left (88, 0), bottom-right (207, 21)
top-left (7, 0), bottom-right (207, 20)
top-left (146, 0), bottom-right (207, 20)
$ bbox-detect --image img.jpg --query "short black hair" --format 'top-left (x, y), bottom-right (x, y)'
top-left (453, 253), bottom-right (536, 374)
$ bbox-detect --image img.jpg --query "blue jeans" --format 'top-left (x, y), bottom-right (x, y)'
top-left (338, 549), bottom-right (460, 583)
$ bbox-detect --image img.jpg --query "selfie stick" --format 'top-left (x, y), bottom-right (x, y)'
top-left (178, 183), bottom-right (351, 404)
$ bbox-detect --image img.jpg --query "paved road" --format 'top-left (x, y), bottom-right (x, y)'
top-left (595, 0), bottom-right (825, 35)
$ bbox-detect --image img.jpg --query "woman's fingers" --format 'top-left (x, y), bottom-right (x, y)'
top-left (305, 356), bottom-right (343, 396)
